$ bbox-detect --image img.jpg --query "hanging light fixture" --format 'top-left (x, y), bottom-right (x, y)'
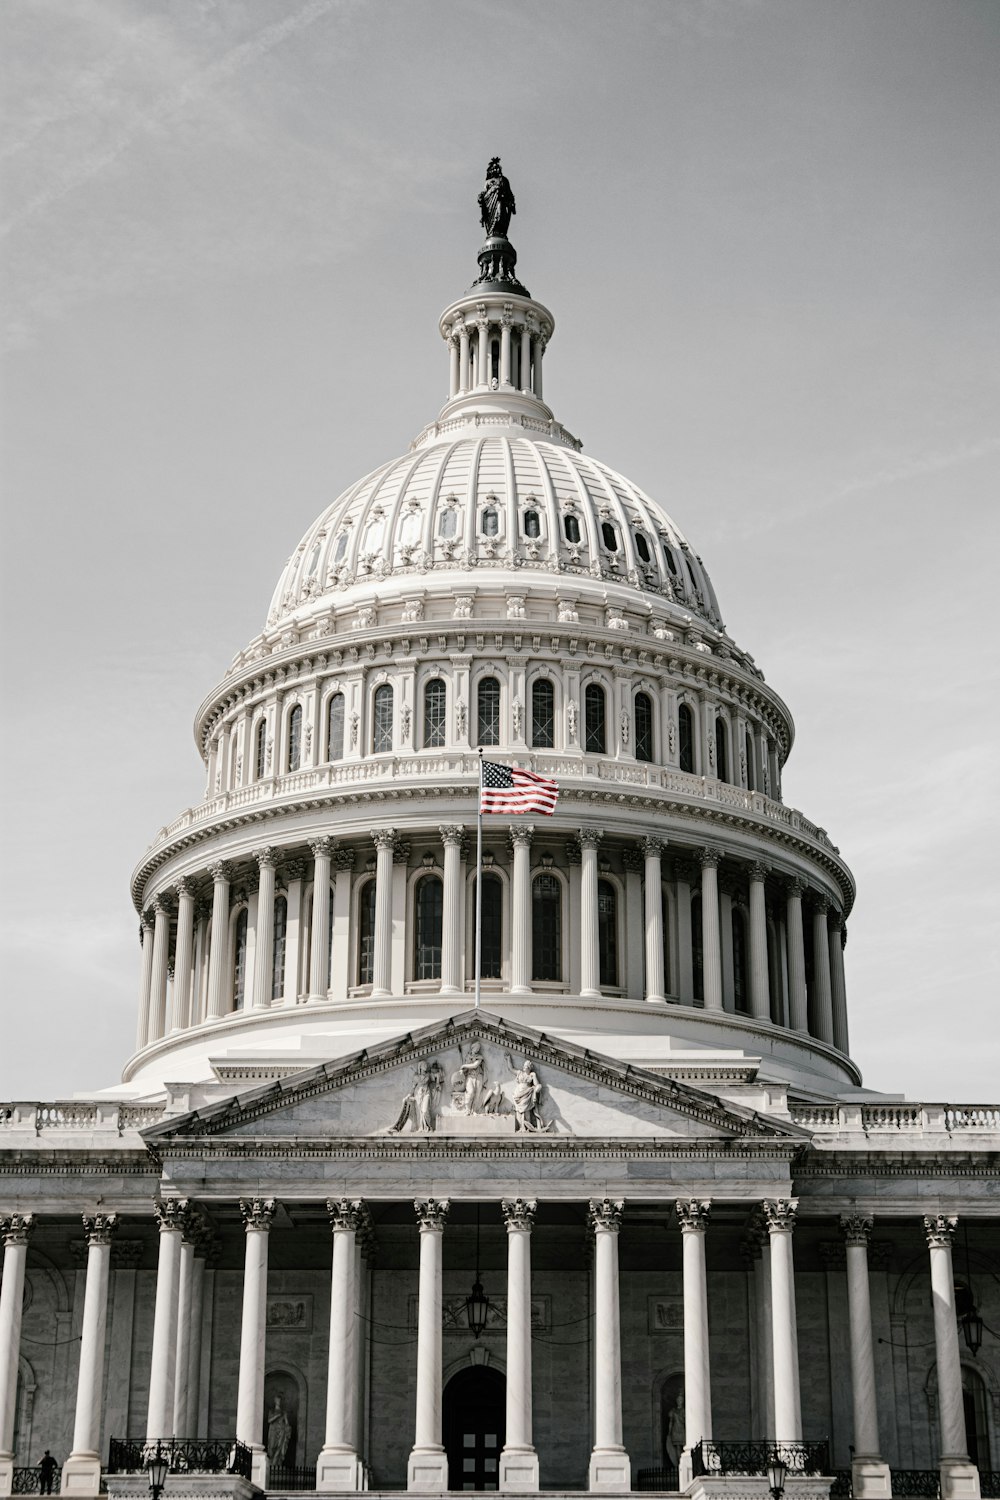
top-left (766, 1451), bottom-right (788, 1500)
top-left (147, 1444), bottom-right (169, 1500)
top-left (960, 1221), bottom-right (984, 1357)
top-left (466, 1205), bottom-right (490, 1338)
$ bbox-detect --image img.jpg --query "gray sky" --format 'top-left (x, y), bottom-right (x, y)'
top-left (1, 0), bottom-right (997, 1102)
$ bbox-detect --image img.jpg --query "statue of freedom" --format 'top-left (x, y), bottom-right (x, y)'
top-left (478, 157), bottom-right (516, 238)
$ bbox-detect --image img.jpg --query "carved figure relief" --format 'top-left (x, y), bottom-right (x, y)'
top-left (454, 1042), bottom-right (503, 1116)
top-left (383, 1044), bottom-right (555, 1135)
top-left (567, 699), bottom-right (578, 740)
top-left (388, 1060), bottom-right (445, 1134)
top-left (456, 699), bottom-right (467, 737)
top-left (619, 709), bottom-right (630, 746)
top-left (349, 712), bottom-right (359, 747)
top-left (401, 704), bottom-right (412, 740)
top-left (506, 1054), bottom-right (553, 1133)
top-left (512, 698), bottom-right (522, 737)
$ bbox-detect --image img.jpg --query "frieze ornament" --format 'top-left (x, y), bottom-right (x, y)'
top-left (763, 1199), bottom-right (798, 1233)
top-left (676, 1199), bottom-right (712, 1232)
top-left (327, 1199), bottom-right (365, 1234)
top-left (923, 1214), bottom-right (958, 1248)
top-left (82, 1213), bottom-right (119, 1246)
top-left (153, 1198), bottom-right (190, 1234)
top-left (588, 1199), bottom-right (624, 1234)
top-left (240, 1198), bottom-right (277, 1233)
top-left (0, 1213), bottom-right (34, 1246)
top-left (840, 1213), bottom-right (874, 1247)
top-left (414, 1198), bottom-right (450, 1232)
top-left (502, 1198), bottom-right (537, 1232)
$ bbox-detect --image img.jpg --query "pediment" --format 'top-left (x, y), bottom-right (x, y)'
top-left (143, 1011), bottom-right (805, 1147)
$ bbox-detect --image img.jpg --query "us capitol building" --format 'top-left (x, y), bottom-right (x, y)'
top-left (1, 162), bottom-right (997, 1500)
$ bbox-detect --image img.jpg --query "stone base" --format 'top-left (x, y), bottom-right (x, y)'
top-left (499, 1445), bottom-right (539, 1491)
top-left (851, 1458), bottom-right (891, 1499)
top-left (686, 1480), bottom-right (833, 1500)
top-left (61, 1454), bottom-right (104, 1495)
top-left (248, 1449), bottom-right (268, 1490)
top-left (105, 1478), bottom-right (261, 1500)
top-left (587, 1447), bottom-right (631, 1493)
top-left (316, 1448), bottom-right (365, 1492)
top-left (940, 1460), bottom-right (981, 1500)
top-left (407, 1446), bottom-right (449, 1492)
top-left (0, 1457), bottom-right (12, 1500)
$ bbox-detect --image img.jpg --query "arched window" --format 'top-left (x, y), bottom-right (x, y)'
top-left (663, 544), bottom-right (678, 575)
top-left (423, 678), bottom-right (446, 748)
top-left (287, 705), bottom-right (303, 772)
top-left (585, 683), bottom-right (606, 754)
top-left (601, 521), bottom-right (618, 551)
top-left (414, 875), bottom-right (444, 981)
top-left (232, 909), bottom-right (249, 1009)
top-left (635, 692), bottom-right (653, 762)
top-left (598, 880), bottom-right (618, 987)
top-left (481, 508), bottom-right (499, 537)
top-left (564, 513), bottom-right (581, 544)
top-left (474, 873), bottom-right (503, 979)
top-left (255, 719), bottom-right (267, 781)
top-left (271, 895), bottom-right (287, 1001)
top-left (523, 509), bottom-right (540, 539)
top-left (678, 703), bottom-right (694, 773)
top-left (732, 907), bottom-right (749, 1014)
top-left (532, 874), bottom-right (561, 982)
top-left (715, 716), bottom-right (728, 783)
top-left (358, 881), bottom-right (376, 986)
top-left (691, 892), bottom-right (703, 1003)
top-left (477, 677), bottom-right (501, 746)
top-left (327, 693), bottom-right (345, 762)
top-left (531, 679), bottom-right (555, 748)
top-left (635, 532), bottom-right (651, 563)
top-left (439, 507), bottom-right (458, 539)
top-left (334, 531), bottom-right (349, 563)
top-left (372, 684), bottom-right (393, 753)
top-left (745, 729), bottom-right (755, 791)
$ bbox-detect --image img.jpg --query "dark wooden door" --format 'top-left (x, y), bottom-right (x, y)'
top-left (443, 1366), bottom-right (506, 1491)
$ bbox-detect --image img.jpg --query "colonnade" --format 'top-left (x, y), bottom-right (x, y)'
top-left (0, 1205), bottom-right (982, 1498)
top-left (446, 312), bottom-right (548, 401)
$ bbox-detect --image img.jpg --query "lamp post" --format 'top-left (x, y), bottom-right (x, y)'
top-left (767, 1451), bottom-right (788, 1500)
top-left (147, 1443), bottom-right (169, 1500)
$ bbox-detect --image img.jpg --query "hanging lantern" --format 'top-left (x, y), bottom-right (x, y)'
top-left (466, 1275), bottom-right (490, 1337)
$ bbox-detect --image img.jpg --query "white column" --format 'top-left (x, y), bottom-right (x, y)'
top-left (448, 335), bottom-right (460, 399)
top-left (206, 861), bottom-right (232, 1019)
top-left (439, 827), bottom-right (464, 995)
top-left (500, 321), bottom-right (512, 386)
top-left (699, 848), bottom-right (723, 1011)
top-left (785, 878), bottom-right (808, 1032)
top-left (925, 1216), bottom-right (980, 1500)
top-left (588, 1199), bottom-right (630, 1493)
top-left (408, 1199), bottom-right (450, 1492)
top-left (317, 1199), bottom-right (365, 1491)
top-left (642, 838), bottom-right (666, 1005)
top-left (63, 1217), bottom-right (118, 1494)
top-left (148, 895), bottom-right (172, 1041)
top-left (840, 1215), bottom-right (891, 1499)
top-left (812, 897), bottom-right (835, 1043)
top-left (676, 1201), bottom-right (712, 1488)
top-left (675, 859), bottom-right (694, 1004)
top-left (764, 1199), bottom-right (802, 1441)
top-left (146, 1199), bottom-right (188, 1441)
top-left (172, 1231), bottom-right (196, 1437)
top-left (371, 830), bottom-right (396, 999)
top-left (459, 326), bottom-right (471, 392)
top-left (477, 319), bottom-right (490, 386)
top-left (533, 333), bottom-right (546, 400)
top-left (0, 1215), bottom-right (34, 1494)
top-left (748, 861), bottom-right (771, 1021)
top-left (745, 1223), bottom-right (774, 1441)
top-left (520, 327), bottom-right (531, 393)
top-left (500, 1199), bottom-right (539, 1492)
top-left (184, 1243), bottom-right (207, 1436)
top-left (510, 826), bottom-right (533, 994)
top-left (252, 847), bottom-right (276, 1009)
top-left (236, 1198), bottom-right (275, 1489)
top-left (308, 837), bottom-right (333, 1001)
top-left (136, 913), bottom-right (155, 1049)
top-left (829, 914), bottom-right (850, 1053)
top-left (580, 829), bottom-right (603, 999)
top-left (169, 879), bottom-right (195, 1031)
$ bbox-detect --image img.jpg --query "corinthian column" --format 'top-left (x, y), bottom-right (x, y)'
top-left (500, 1199), bottom-right (539, 1492)
top-left (439, 827), bottom-right (464, 995)
top-left (748, 862), bottom-right (771, 1021)
top-left (785, 878), bottom-right (808, 1032)
top-left (148, 895), bottom-right (172, 1042)
top-left (764, 1199), bottom-right (802, 1441)
top-left (369, 830), bottom-right (396, 998)
top-left (170, 879), bottom-right (195, 1031)
top-left (308, 838), bottom-right (333, 1001)
top-left (510, 826), bottom-right (533, 994)
top-left (676, 1201), bottom-right (712, 1488)
top-left (811, 897), bottom-right (835, 1043)
top-left (408, 1199), bottom-right (450, 1492)
top-left (0, 1215), bottom-right (34, 1495)
top-left (146, 1199), bottom-right (188, 1441)
top-left (237, 1198), bottom-right (275, 1488)
top-left (317, 1200), bottom-right (365, 1491)
top-left (588, 1199), bottom-right (630, 1493)
top-left (699, 848), bottom-right (723, 1011)
top-left (63, 1215), bottom-right (119, 1495)
top-left (840, 1215), bottom-right (891, 1499)
top-left (924, 1216), bottom-right (979, 1500)
top-left (829, 913), bottom-right (850, 1053)
top-left (580, 829), bottom-right (603, 999)
top-left (136, 912), bottom-right (155, 1049)
top-left (252, 848), bottom-right (277, 1009)
top-left (642, 838), bottom-right (666, 1005)
top-left (206, 861), bottom-right (232, 1019)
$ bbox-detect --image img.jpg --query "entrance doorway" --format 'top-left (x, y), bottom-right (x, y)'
top-left (443, 1366), bottom-right (506, 1491)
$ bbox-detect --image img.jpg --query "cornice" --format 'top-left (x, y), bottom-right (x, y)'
top-left (795, 1150), bottom-right (1000, 1179)
top-left (149, 1136), bottom-right (803, 1164)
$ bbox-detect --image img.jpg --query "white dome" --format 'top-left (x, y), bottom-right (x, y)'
top-left (266, 430), bottom-right (725, 635)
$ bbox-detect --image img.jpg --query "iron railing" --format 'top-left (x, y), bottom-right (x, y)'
top-left (690, 1440), bottom-right (831, 1478)
top-left (267, 1466), bottom-right (317, 1492)
top-left (12, 1471), bottom-right (42, 1495)
top-left (107, 1438), bottom-right (252, 1481)
top-left (979, 1474), bottom-right (1000, 1500)
top-left (635, 1466), bottom-right (680, 1491)
top-left (830, 1469), bottom-right (853, 1497)
top-left (888, 1472), bottom-right (941, 1498)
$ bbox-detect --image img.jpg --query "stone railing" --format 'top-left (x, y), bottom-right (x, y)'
top-left (0, 1101), bottom-right (165, 1135)
top-left (788, 1101), bottom-right (1000, 1136)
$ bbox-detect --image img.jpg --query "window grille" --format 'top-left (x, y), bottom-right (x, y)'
top-left (358, 881), bottom-right (376, 985)
top-left (477, 677), bottom-right (501, 746)
top-left (475, 874), bottom-right (503, 979)
top-left (635, 692), bottom-right (653, 762)
top-left (233, 909), bottom-right (249, 1009)
top-left (328, 694), bottom-right (345, 762)
top-left (271, 896), bottom-right (287, 1001)
top-left (531, 679), bottom-right (555, 748)
top-left (373, 685), bottom-right (393, 753)
top-left (678, 703), bottom-right (694, 773)
top-left (287, 705), bottom-right (303, 772)
top-left (532, 874), bottom-right (562, 981)
top-left (585, 684), bottom-right (606, 754)
top-left (414, 876), bottom-right (444, 980)
top-left (598, 880), bottom-right (618, 987)
top-left (255, 720), bottom-right (267, 781)
top-left (424, 679), bottom-right (446, 748)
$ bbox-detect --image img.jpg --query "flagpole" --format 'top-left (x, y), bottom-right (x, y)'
top-left (475, 750), bottom-right (483, 1010)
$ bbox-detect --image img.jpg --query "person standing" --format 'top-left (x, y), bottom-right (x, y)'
top-left (38, 1451), bottom-right (59, 1495)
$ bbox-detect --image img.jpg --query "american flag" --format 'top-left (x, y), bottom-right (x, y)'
top-left (479, 761), bottom-right (559, 816)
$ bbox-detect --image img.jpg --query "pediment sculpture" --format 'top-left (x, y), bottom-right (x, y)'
top-left (387, 1045), bottom-right (553, 1136)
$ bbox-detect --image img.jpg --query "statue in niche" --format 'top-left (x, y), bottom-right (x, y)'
top-left (506, 1055), bottom-right (553, 1133)
top-left (265, 1394), bottom-right (293, 1468)
top-left (388, 1059), bottom-right (444, 1133)
top-left (455, 1041), bottom-right (503, 1115)
top-left (663, 1385), bottom-right (685, 1468)
top-left (478, 156), bottom-right (516, 238)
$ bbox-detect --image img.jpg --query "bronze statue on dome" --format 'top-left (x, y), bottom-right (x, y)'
top-left (478, 157), bottom-right (516, 238)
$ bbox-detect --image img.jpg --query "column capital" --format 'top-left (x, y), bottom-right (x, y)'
top-left (282, 856), bottom-right (307, 883)
top-left (579, 827), bottom-right (604, 849)
top-left (152, 1197), bottom-right (190, 1234)
top-left (372, 828), bottom-right (397, 853)
top-left (414, 1197), bottom-right (450, 1231)
top-left (151, 892), bottom-right (173, 915)
top-left (310, 836), bottom-right (335, 860)
top-left (699, 844), bottom-right (723, 869)
top-left (327, 1197), bottom-right (365, 1233)
top-left (621, 847), bottom-right (643, 873)
top-left (762, 1198), bottom-right (798, 1233)
top-left (509, 824), bottom-right (535, 849)
top-left (840, 1213), bottom-right (874, 1247)
top-left (588, 1198), bottom-right (624, 1234)
top-left (207, 860), bottom-right (232, 884)
top-left (501, 1197), bottom-right (537, 1231)
top-left (81, 1212), bottom-right (119, 1246)
top-left (439, 825), bottom-right (465, 846)
top-left (141, 909), bottom-right (155, 933)
top-left (239, 1197), bottom-right (277, 1233)
top-left (748, 860), bottom-right (770, 883)
top-left (253, 845), bottom-right (277, 870)
top-left (923, 1213), bottom-right (957, 1248)
top-left (786, 875), bottom-right (807, 898)
top-left (174, 876), bottom-right (196, 900)
top-left (813, 893), bottom-right (831, 915)
top-left (675, 1198), bottom-right (711, 1232)
top-left (641, 836), bottom-right (665, 858)
top-left (828, 907), bottom-right (844, 931)
top-left (0, 1212), bottom-right (35, 1246)
top-left (672, 856), bottom-right (697, 885)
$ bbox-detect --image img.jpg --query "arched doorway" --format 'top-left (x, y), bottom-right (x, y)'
top-left (443, 1365), bottom-right (506, 1491)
